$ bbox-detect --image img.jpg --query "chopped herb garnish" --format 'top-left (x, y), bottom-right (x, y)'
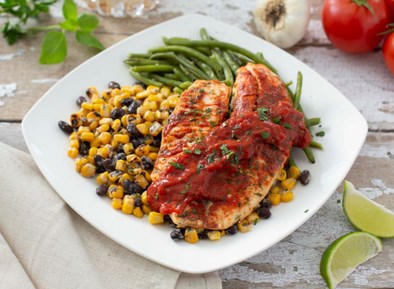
top-left (196, 163), bottom-right (204, 173)
top-left (253, 219), bottom-right (258, 225)
top-left (245, 130), bottom-right (252, 135)
top-left (168, 161), bottom-right (184, 170)
top-left (209, 121), bottom-right (217, 127)
top-left (257, 107), bottom-right (269, 121)
top-left (194, 149), bottom-right (202, 155)
top-left (198, 88), bottom-right (204, 93)
top-left (220, 144), bottom-right (235, 159)
top-left (261, 131), bottom-right (270, 139)
top-left (284, 122), bottom-right (292, 129)
top-left (234, 124), bottom-right (240, 129)
top-left (304, 209), bottom-right (309, 213)
top-left (154, 192), bottom-right (158, 200)
top-left (180, 183), bottom-right (190, 194)
top-left (207, 149), bottom-right (217, 163)
top-left (221, 121), bottom-right (227, 127)
top-left (205, 107), bottom-right (212, 113)
top-left (183, 149), bottom-right (192, 154)
top-left (316, 131), bottom-right (325, 137)
top-left (273, 117), bottom-right (281, 124)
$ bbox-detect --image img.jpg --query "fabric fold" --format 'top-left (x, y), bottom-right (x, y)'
top-left (0, 142), bottom-right (222, 289)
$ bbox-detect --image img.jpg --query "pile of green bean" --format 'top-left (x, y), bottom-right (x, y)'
top-left (124, 28), bottom-right (322, 163)
top-left (125, 28), bottom-right (276, 92)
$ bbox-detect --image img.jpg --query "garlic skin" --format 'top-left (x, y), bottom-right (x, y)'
top-left (253, 0), bottom-right (310, 49)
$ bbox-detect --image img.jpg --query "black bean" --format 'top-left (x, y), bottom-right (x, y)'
top-left (76, 96), bottom-right (87, 107)
top-left (94, 155), bottom-right (105, 173)
top-left (141, 156), bottom-right (154, 170)
top-left (131, 137), bottom-right (145, 149)
top-left (96, 184), bottom-right (108, 196)
top-left (170, 229), bottom-right (184, 241)
top-left (114, 152), bottom-right (126, 161)
top-left (123, 180), bottom-right (144, 195)
top-left (257, 207), bottom-right (271, 219)
top-left (198, 230), bottom-right (208, 240)
top-left (58, 121), bottom-right (74, 134)
top-left (127, 123), bottom-right (143, 138)
top-left (79, 141), bottom-right (90, 156)
top-left (259, 198), bottom-right (272, 209)
top-left (300, 170), bottom-right (311, 185)
top-left (226, 225), bottom-right (237, 235)
top-left (128, 100), bottom-right (142, 114)
top-left (121, 97), bottom-right (134, 107)
top-left (103, 158), bottom-right (115, 172)
top-left (108, 81), bottom-right (121, 89)
top-left (86, 87), bottom-right (96, 98)
top-left (110, 107), bottom-right (125, 119)
top-left (117, 144), bottom-right (124, 153)
top-left (134, 197), bottom-right (142, 208)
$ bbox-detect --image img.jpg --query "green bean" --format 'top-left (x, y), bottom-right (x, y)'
top-left (164, 73), bottom-right (179, 80)
top-left (173, 67), bottom-right (192, 82)
top-left (124, 58), bottom-right (167, 66)
top-left (132, 64), bottom-right (176, 73)
top-left (285, 81), bottom-right (293, 87)
top-left (293, 71), bottom-right (303, 110)
top-left (179, 64), bottom-right (198, 81)
top-left (192, 58), bottom-right (218, 79)
top-left (129, 69), bottom-right (162, 87)
top-left (212, 53), bottom-right (233, 86)
top-left (303, 147), bottom-right (315, 164)
top-left (173, 87), bottom-right (184, 94)
top-left (309, 140), bottom-right (323, 150)
top-left (151, 52), bottom-right (209, 80)
top-left (148, 73), bottom-right (183, 87)
top-left (222, 50), bottom-right (239, 75)
top-left (305, 117), bottom-right (321, 127)
top-left (179, 81), bottom-right (193, 89)
top-left (163, 38), bottom-right (277, 73)
top-left (288, 151), bottom-right (297, 167)
top-left (127, 53), bottom-right (151, 58)
top-left (162, 37), bottom-right (211, 54)
top-left (149, 45), bottom-right (221, 75)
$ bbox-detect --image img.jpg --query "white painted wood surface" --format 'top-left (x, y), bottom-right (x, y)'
top-left (1, 1), bottom-right (393, 288)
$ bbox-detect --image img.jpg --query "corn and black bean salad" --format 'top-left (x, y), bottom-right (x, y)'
top-left (58, 81), bottom-right (310, 244)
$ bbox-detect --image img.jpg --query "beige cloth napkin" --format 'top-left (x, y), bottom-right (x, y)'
top-left (0, 142), bottom-right (222, 289)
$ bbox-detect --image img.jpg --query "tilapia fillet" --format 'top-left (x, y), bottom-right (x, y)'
top-left (147, 64), bottom-right (311, 230)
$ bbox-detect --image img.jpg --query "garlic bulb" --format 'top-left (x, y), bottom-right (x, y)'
top-left (253, 0), bottom-right (310, 49)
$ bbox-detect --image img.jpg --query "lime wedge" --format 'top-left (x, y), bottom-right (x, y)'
top-left (320, 231), bottom-right (382, 289)
top-left (343, 180), bottom-right (394, 238)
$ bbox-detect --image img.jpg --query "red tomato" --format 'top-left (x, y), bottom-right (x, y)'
top-left (322, 0), bottom-right (389, 53)
top-left (385, 0), bottom-right (394, 20)
top-left (383, 33), bottom-right (394, 74)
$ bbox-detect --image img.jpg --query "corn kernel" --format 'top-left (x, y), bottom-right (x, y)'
top-left (123, 143), bottom-right (134, 155)
top-left (96, 171), bottom-right (109, 185)
top-left (184, 228), bottom-right (199, 243)
top-left (122, 196), bottom-right (135, 214)
top-left (111, 119), bottom-right (121, 132)
top-left (141, 191), bottom-right (149, 205)
top-left (136, 106), bottom-right (148, 116)
top-left (143, 110), bottom-right (156, 122)
top-left (108, 184), bottom-right (124, 199)
top-left (90, 139), bottom-right (101, 148)
top-left (113, 134), bottom-right (129, 144)
top-left (69, 131), bottom-right (78, 140)
top-left (89, 147), bottom-right (98, 157)
top-left (281, 191), bottom-right (293, 202)
top-left (268, 193), bottom-right (281, 205)
top-left (68, 147), bottom-right (79, 158)
top-left (78, 126), bottom-right (90, 134)
top-left (115, 160), bottom-right (128, 172)
top-left (136, 90), bottom-right (150, 100)
top-left (149, 122), bottom-right (163, 137)
top-left (81, 102), bottom-right (93, 110)
top-left (74, 158), bottom-right (86, 173)
top-left (87, 111), bottom-right (101, 122)
top-left (167, 95), bottom-right (179, 108)
top-left (160, 86), bottom-right (171, 97)
top-left (148, 212), bottom-right (164, 224)
top-left (281, 178), bottom-right (297, 190)
top-left (97, 146), bottom-right (111, 158)
top-left (108, 170), bottom-right (123, 182)
top-left (135, 145), bottom-right (150, 157)
top-left (237, 219), bottom-right (252, 233)
top-left (89, 121), bottom-right (99, 131)
top-left (289, 166), bottom-right (301, 179)
top-left (277, 169), bottom-right (287, 181)
top-left (148, 152), bottom-right (158, 161)
top-left (160, 100), bottom-right (170, 110)
top-left (246, 212), bottom-right (259, 225)
top-left (133, 207), bottom-right (144, 218)
top-left (69, 139), bottom-right (80, 149)
top-left (80, 132), bottom-right (95, 142)
top-left (111, 198), bottom-right (123, 210)
top-left (118, 173), bottom-right (132, 184)
top-left (80, 163), bottom-right (96, 177)
top-left (135, 174), bottom-right (149, 189)
top-left (136, 123), bottom-right (149, 135)
top-left (207, 230), bottom-right (222, 241)
top-left (142, 204), bottom-right (152, 214)
top-left (97, 123), bottom-right (110, 133)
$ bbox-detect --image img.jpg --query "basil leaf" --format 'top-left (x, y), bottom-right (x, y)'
top-left (62, 0), bottom-right (78, 21)
top-left (39, 31), bottom-right (67, 64)
top-left (75, 30), bottom-right (104, 50)
top-left (77, 13), bottom-right (99, 31)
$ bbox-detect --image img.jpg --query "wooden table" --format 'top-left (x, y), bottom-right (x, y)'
top-left (1, 0), bottom-right (393, 288)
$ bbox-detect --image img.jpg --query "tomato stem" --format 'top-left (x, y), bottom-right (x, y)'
top-left (352, 0), bottom-right (375, 16)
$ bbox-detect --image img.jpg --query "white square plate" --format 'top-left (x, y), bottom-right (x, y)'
top-left (22, 14), bottom-right (367, 274)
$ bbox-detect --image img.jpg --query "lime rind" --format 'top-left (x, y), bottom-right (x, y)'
top-left (320, 231), bottom-right (382, 289)
top-left (343, 181), bottom-right (394, 238)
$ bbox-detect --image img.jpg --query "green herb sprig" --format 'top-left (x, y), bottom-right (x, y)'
top-left (1, 0), bottom-right (104, 64)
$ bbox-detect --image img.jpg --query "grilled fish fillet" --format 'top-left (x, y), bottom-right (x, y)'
top-left (147, 63), bottom-right (311, 230)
